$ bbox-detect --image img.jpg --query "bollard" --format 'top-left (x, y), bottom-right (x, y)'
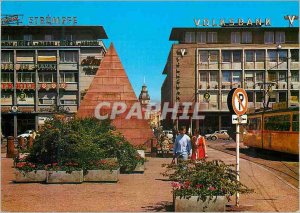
top-left (18, 137), bottom-right (25, 150)
top-left (6, 136), bottom-right (15, 158)
top-left (27, 136), bottom-right (33, 148)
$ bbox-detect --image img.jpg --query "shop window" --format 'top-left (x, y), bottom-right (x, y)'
top-left (242, 32), bottom-right (252, 43)
top-left (17, 72), bottom-right (35, 82)
top-left (1, 51), bottom-right (13, 63)
top-left (222, 71), bottom-right (231, 82)
top-left (39, 93), bottom-right (56, 105)
top-left (268, 50), bottom-right (277, 62)
top-left (199, 51), bottom-right (209, 62)
top-left (185, 32), bottom-right (195, 43)
top-left (39, 73), bottom-right (56, 83)
top-left (222, 51), bottom-right (231, 63)
top-left (24, 34), bottom-right (32, 41)
top-left (256, 72), bottom-right (264, 82)
top-left (291, 71), bottom-right (299, 82)
top-left (279, 92), bottom-right (287, 102)
top-left (231, 32), bottom-right (241, 44)
top-left (233, 51), bottom-right (242, 62)
top-left (207, 32), bottom-right (217, 43)
top-left (1, 73), bottom-right (13, 82)
top-left (275, 32), bottom-right (285, 44)
top-left (291, 49), bottom-right (299, 62)
top-left (245, 51), bottom-right (255, 62)
top-left (60, 51), bottom-right (78, 63)
top-left (264, 32), bottom-right (274, 44)
top-left (196, 32), bottom-right (206, 43)
top-left (17, 92), bottom-right (35, 105)
top-left (256, 50), bottom-right (265, 62)
top-left (256, 92), bottom-right (263, 102)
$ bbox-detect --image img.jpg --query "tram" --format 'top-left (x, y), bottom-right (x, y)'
top-left (243, 107), bottom-right (299, 155)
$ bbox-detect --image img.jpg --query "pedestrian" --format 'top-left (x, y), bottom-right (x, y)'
top-left (172, 126), bottom-right (192, 164)
top-left (161, 135), bottom-right (170, 158)
top-left (32, 130), bottom-right (37, 140)
top-left (191, 129), bottom-right (207, 160)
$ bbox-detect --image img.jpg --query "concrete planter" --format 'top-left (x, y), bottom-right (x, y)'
top-left (133, 162), bottom-right (145, 173)
top-left (46, 170), bottom-right (83, 184)
top-left (15, 169), bottom-right (46, 183)
top-left (174, 196), bottom-right (226, 212)
top-left (84, 169), bottom-right (120, 182)
top-left (137, 150), bottom-right (145, 158)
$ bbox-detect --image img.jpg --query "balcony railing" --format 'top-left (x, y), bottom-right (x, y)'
top-left (1, 40), bottom-right (105, 47)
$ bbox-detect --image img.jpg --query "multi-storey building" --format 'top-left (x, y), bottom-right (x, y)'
top-left (161, 26), bottom-right (299, 134)
top-left (1, 26), bottom-right (108, 137)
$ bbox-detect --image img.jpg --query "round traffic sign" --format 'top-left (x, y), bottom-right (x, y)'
top-left (227, 88), bottom-right (248, 115)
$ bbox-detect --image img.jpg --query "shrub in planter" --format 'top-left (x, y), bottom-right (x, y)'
top-left (45, 162), bottom-right (83, 183)
top-left (162, 160), bottom-right (253, 212)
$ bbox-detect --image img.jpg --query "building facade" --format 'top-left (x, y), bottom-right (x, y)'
top-left (161, 26), bottom-right (299, 134)
top-left (1, 26), bottom-right (108, 137)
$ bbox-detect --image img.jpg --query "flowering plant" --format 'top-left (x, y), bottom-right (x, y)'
top-left (86, 158), bottom-right (119, 171)
top-left (45, 161), bottom-right (82, 174)
top-left (162, 160), bottom-right (253, 203)
top-left (15, 161), bottom-right (44, 173)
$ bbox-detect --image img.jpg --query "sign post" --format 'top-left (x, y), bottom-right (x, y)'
top-left (227, 88), bottom-right (248, 207)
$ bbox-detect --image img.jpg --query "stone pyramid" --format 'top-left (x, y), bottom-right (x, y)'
top-left (77, 43), bottom-right (154, 146)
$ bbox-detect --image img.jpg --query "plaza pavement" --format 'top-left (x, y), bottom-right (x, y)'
top-left (1, 148), bottom-right (299, 212)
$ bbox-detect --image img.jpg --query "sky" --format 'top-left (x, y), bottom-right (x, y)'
top-left (2, 1), bottom-right (299, 102)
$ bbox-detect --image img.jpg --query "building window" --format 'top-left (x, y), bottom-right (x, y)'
top-left (196, 32), bottom-right (206, 43)
top-left (279, 92), bottom-right (287, 102)
top-left (256, 92), bottom-right (263, 102)
top-left (278, 50), bottom-right (287, 62)
top-left (60, 51), bottom-right (78, 63)
top-left (17, 72), bottom-right (35, 82)
top-left (185, 32), bottom-right (195, 43)
top-left (291, 71), bottom-right (299, 82)
top-left (17, 51), bottom-right (35, 63)
top-left (256, 50), bottom-right (265, 62)
top-left (1, 51), bottom-right (13, 63)
top-left (268, 50), bottom-right (277, 62)
top-left (222, 71), bottom-right (231, 82)
top-left (268, 92), bottom-right (276, 102)
top-left (60, 72), bottom-right (78, 83)
top-left (39, 93), bottom-right (56, 105)
top-left (242, 32), bottom-right (252, 43)
top-left (268, 72), bottom-right (277, 82)
top-left (275, 32), bottom-right (285, 44)
top-left (45, 34), bottom-right (53, 41)
top-left (1, 73), bottom-right (13, 82)
top-left (222, 51), bottom-right (231, 63)
top-left (64, 34), bottom-right (74, 41)
top-left (247, 91), bottom-right (254, 102)
top-left (39, 73), bottom-right (56, 83)
top-left (245, 51), bottom-right (255, 62)
top-left (207, 32), bottom-right (217, 43)
top-left (210, 51), bottom-right (219, 63)
top-left (291, 49), bottom-right (299, 62)
top-left (232, 71), bottom-right (241, 82)
top-left (60, 100), bottom-right (77, 105)
top-left (200, 72), bottom-right (208, 82)
top-left (2, 34), bottom-right (11, 40)
top-left (245, 72), bottom-right (254, 82)
top-left (278, 71), bottom-right (286, 82)
top-left (199, 51), bottom-right (209, 62)
top-left (231, 32), bottom-right (241, 44)
top-left (232, 51), bottom-right (242, 62)
top-left (17, 92), bottom-right (35, 105)
top-left (291, 91), bottom-right (299, 103)
top-left (256, 72), bottom-right (264, 82)
top-left (1, 92), bottom-right (13, 105)
top-left (210, 71), bottom-right (218, 82)
top-left (264, 32), bottom-right (274, 44)
top-left (24, 34), bottom-right (32, 41)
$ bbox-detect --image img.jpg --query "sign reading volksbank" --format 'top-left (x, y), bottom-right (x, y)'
top-left (194, 18), bottom-right (272, 27)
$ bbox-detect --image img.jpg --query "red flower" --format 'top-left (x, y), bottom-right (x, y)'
top-left (184, 181), bottom-right (191, 188)
top-left (171, 181), bottom-right (181, 189)
top-left (208, 186), bottom-right (216, 191)
top-left (16, 162), bottom-right (26, 168)
top-left (196, 184), bottom-right (203, 188)
top-left (52, 163), bottom-right (58, 166)
top-left (100, 160), bottom-right (107, 164)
